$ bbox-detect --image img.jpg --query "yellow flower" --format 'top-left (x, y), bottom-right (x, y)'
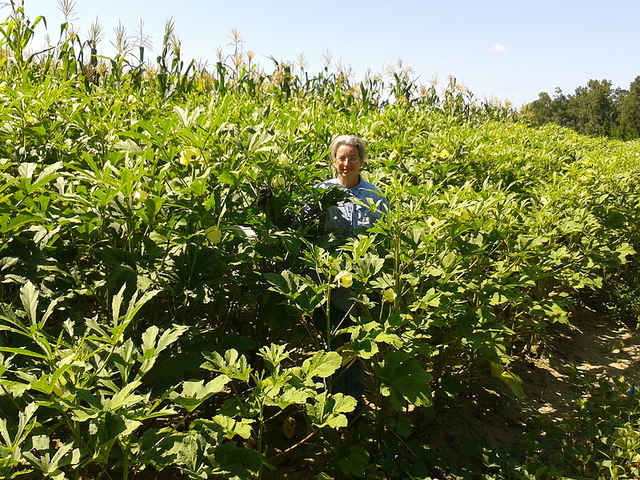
top-left (271, 174), bottom-right (286, 189)
top-left (432, 149), bottom-right (450, 159)
top-left (180, 146), bottom-right (202, 165)
top-left (205, 226), bottom-right (222, 244)
top-left (383, 289), bottom-right (397, 303)
top-left (52, 374), bottom-right (67, 397)
top-left (132, 190), bottom-right (148, 203)
top-left (298, 123), bottom-right (310, 134)
top-left (335, 271), bottom-right (353, 288)
top-left (458, 208), bottom-right (472, 221)
top-left (276, 154), bottom-right (291, 167)
top-left (426, 216), bottom-right (438, 228)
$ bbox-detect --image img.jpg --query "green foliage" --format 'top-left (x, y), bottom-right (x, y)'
top-left (525, 76), bottom-right (640, 140)
top-left (1, 4), bottom-right (640, 479)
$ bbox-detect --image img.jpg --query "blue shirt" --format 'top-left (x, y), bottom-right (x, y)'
top-left (316, 177), bottom-right (389, 236)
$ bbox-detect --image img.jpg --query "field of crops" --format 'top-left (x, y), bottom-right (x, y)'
top-left (3, 6), bottom-right (640, 480)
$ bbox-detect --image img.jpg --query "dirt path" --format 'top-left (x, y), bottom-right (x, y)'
top-left (423, 308), bottom-right (640, 467)
top-left (523, 309), bottom-right (640, 419)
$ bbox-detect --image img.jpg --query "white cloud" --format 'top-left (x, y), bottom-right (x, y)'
top-left (488, 43), bottom-right (508, 53)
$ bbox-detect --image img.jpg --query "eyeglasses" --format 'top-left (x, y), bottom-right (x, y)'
top-left (335, 156), bottom-right (360, 164)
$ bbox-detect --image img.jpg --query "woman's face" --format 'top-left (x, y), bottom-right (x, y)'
top-left (333, 144), bottom-right (363, 188)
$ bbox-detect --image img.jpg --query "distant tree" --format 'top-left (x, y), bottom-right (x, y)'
top-left (526, 88), bottom-right (569, 126)
top-left (527, 92), bottom-right (552, 126)
top-left (524, 77), bottom-right (640, 140)
top-left (618, 76), bottom-right (640, 139)
top-left (567, 79), bottom-right (618, 137)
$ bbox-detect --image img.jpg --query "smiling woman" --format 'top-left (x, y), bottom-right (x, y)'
top-left (317, 135), bottom-right (388, 236)
top-left (313, 135), bottom-right (389, 410)
top-left (332, 135), bottom-right (365, 188)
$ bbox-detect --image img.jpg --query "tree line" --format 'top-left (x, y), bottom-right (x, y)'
top-left (524, 76), bottom-right (640, 140)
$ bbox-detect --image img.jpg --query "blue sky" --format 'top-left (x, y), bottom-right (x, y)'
top-left (18, 1), bottom-right (640, 106)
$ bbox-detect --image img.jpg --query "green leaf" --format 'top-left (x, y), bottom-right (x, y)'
top-left (17, 162), bottom-right (37, 180)
top-left (0, 212), bottom-right (40, 234)
top-left (306, 392), bottom-right (356, 429)
top-left (156, 325), bottom-right (189, 352)
top-left (31, 434), bottom-right (50, 451)
top-left (201, 349), bottom-right (252, 382)
top-left (0, 305), bottom-right (28, 336)
top-left (0, 403), bottom-right (38, 448)
top-left (257, 343), bottom-right (289, 369)
top-left (0, 347), bottom-right (49, 360)
top-left (123, 289), bottom-right (160, 325)
top-left (393, 416), bottom-right (415, 437)
top-left (490, 363), bottom-right (526, 399)
top-left (139, 325), bottom-right (188, 377)
top-left (32, 161), bottom-right (63, 190)
top-left (346, 321), bottom-right (403, 359)
top-left (339, 446), bottom-right (370, 477)
top-left (141, 325), bottom-right (160, 353)
top-left (19, 281), bottom-right (39, 326)
top-left (374, 351), bottom-right (433, 410)
top-left (353, 253), bottom-right (384, 282)
top-left (615, 242), bottom-right (635, 264)
top-left (104, 380), bottom-right (145, 411)
top-left (171, 376), bottom-right (231, 412)
top-left (211, 441), bottom-right (263, 479)
top-left (111, 283), bottom-right (127, 327)
top-left (114, 138), bottom-right (144, 153)
top-left (489, 291), bottom-right (509, 306)
top-left (301, 350), bottom-right (342, 379)
top-left (264, 270), bottom-right (304, 298)
top-left (212, 414), bottom-right (254, 440)
top-left (218, 170), bottom-right (240, 186)
top-left (270, 387), bottom-right (312, 409)
top-left (410, 287), bottom-right (441, 310)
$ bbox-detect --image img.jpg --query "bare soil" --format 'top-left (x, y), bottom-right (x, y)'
top-left (422, 307), bottom-right (640, 475)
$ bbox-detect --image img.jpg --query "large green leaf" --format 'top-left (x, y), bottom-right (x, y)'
top-left (201, 349), bottom-right (252, 382)
top-left (374, 351), bottom-right (433, 410)
top-left (170, 376), bottom-right (231, 412)
top-left (300, 350), bottom-right (342, 379)
top-left (306, 392), bottom-right (356, 429)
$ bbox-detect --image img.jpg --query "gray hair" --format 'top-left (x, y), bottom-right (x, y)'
top-left (330, 135), bottom-right (367, 161)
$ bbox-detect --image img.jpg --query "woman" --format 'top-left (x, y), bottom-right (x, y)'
top-left (316, 135), bottom-right (388, 236)
top-left (316, 135), bottom-right (388, 413)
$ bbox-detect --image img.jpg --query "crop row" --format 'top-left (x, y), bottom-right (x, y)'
top-left (1, 6), bottom-right (640, 479)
